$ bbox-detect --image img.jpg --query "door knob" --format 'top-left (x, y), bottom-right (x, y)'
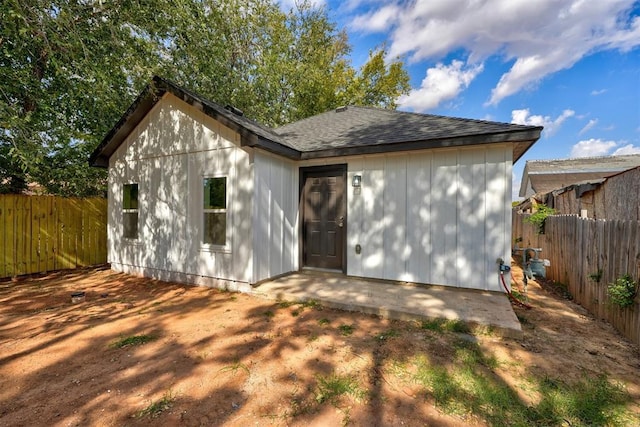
top-left (337, 216), bottom-right (344, 227)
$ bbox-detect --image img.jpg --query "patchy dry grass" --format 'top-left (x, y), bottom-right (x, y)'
top-left (0, 266), bottom-right (638, 426)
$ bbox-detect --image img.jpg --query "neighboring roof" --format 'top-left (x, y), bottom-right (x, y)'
top-left (518, 154), bottom-right (640, 197)
top-left (90, 76), bottom-right (543, 167)
top-left (553, 178), bottom-right (607, 199)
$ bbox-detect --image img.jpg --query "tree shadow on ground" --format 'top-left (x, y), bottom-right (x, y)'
top-left (0, 267), bottom-right (246, 426)
top-left (0, 266), bottom-right (638, 426)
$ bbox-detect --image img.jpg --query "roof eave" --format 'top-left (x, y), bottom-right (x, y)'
top-left (89, 79), bottom-right (162, 168)
top-left (298, 128), bottom-right (543, 160)
top-left (243, 136), bottom-right (301, 160)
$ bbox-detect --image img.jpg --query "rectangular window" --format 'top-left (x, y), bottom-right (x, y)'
top-left (203, 177), bottom-right (226, 246)
top-left (123, 183), bottom-right (139, 239)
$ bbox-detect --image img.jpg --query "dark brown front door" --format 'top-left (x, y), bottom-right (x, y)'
top-left (301, 166), bottom-right (346, 271)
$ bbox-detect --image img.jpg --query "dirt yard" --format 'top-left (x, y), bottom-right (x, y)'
top-left (1, 261), bottom-right (639, 426)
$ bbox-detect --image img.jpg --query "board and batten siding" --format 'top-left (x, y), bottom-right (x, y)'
top-left (252, 151), bottom-right (299, 282)
top-left (106, 93), bottom-right (513, 292)
top-left (344, 145), bottom-right (512, 291)
top-left (108, 93), bottom-right (253, 290)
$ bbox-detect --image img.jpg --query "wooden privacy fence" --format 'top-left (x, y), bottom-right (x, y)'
top-left (512, 212), bottom-right (640, 346)
top-left (511, 211), bottom-right (543, 250)
top-left (0, 195), bottom-right (107, 279)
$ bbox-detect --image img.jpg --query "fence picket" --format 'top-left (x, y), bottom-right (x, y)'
top-left (44, 196), bottom-right (56, 272)
top-left (0, 195), bottom-right (107, 279)
top-left (512, 212), bottom-right (640, 345)
top-left (0, 196), bottom-right (5, 278)
top-left (5, 196), bottom-right (16, 276)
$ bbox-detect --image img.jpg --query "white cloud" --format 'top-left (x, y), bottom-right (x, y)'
top-left (489, 50), bottom-right (576, 105)
top-left (511, 109), bottom-right (575, 136)
top-left (571, 139), bottom-right (618, 157)
top-left (341, 0), bottom-right (381, 13)
top-left (351, 4), bottom-right (401, 32)
top-left (591, 89), bottom-right (607, 96)
top-left (350, 1), bottom-right (640, 104)
top-left (568, 138), bottom-right (640, 157)
top-left (612, 144), bottom-right (640, 155)
top-left (398, 60), bottom-right (483, 111)
top-left (579, 119), bottom-right (598, 135)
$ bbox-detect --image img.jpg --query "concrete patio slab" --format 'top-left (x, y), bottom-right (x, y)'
top-left (252, 271), bottom-right (522, 338)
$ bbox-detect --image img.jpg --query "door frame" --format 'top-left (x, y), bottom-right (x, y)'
top-left (298, 164), bottom-right (348, 273)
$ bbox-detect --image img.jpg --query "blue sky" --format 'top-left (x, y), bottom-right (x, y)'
top-left (281, 0), bottom-right (640, 199)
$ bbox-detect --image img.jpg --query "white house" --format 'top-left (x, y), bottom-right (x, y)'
top-left (90, 77), bottom-right (542, 293)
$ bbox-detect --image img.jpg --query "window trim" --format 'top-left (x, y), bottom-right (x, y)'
top-left (122, 182), bottom-right (139, 241)
top-left (201, 175), bottom-right (231, 253)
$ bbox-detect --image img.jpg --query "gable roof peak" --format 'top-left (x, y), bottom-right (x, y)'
top-left (91, 77), bottom-right (543, 167)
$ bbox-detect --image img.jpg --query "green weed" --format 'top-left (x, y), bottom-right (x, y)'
top-left (300, 299), bottom-right (321, 309)
top-left (588, 269), bottom-right (603, 283)
top-left (135, 391), bottom-right (175, 418)
top-left (337, 324), bottom-right (355, 336)
top-left (607, 274), bottom-right (638, 308)
top-left (420, 318), bottom-right (470, 334)
top-left (110, 334), bottom-right (156, 349)
top-left (315, 374), bottom-right (365, 405)
top-left (220, 360), bottom-right (250, 375)
top-left (277, 300), bottom-right (295, 308)
top-left (510, 289), bottom-right (528, 303)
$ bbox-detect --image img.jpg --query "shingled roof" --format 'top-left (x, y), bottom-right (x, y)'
top-left (518, 154), bottom-right (640, 197)
top-left (274, 106), bottom-right (541, 160)
top-left (90, 76), bottom-right (542, 167)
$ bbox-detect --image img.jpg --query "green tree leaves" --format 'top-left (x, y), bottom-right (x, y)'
top-left (342, 49), bottom-right (411, 109)
top-left (1, 0), bottom-right (410, 196)
top-left (1, 0), bottom-right (167, 195)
